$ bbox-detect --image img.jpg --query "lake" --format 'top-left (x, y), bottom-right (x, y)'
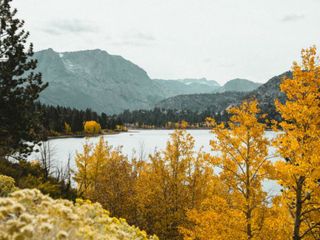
top-left (29, 129), bottom-right (281, 194)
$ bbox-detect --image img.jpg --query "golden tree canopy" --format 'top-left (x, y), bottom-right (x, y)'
top-left (83, 121), bottom-right (101, 134)
top-left (274, 46), bottom-right (320, 240)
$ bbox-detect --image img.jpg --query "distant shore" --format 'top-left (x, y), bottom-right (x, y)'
top-left (47, 130), bottom-right (122, 140)
top-left (47, 127), bottom-right (275, 140)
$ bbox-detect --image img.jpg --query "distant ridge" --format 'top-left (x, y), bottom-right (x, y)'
top-left (155, 92), bottom-right (247, 113)
top-left (155, 72), bottom-right (291, 114)
top-left (218, 78), bottom-right (261, 92)
top-left (152, 78), bottom-right (220, 96)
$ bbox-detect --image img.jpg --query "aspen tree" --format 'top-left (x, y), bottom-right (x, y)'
top-left (274, 46), bottom-right (320, 240)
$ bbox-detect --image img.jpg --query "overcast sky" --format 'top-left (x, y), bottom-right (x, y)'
top-left (13, 0), bottom-right (320, 84)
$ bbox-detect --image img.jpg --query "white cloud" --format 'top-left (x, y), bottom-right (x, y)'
top-left (281, 14), bottom-right (305, 22)
top-left (41, 19), bottom-right (99, 35)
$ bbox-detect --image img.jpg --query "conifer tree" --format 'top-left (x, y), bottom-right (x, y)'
top-left (0, 0), bottom-right (47, 158)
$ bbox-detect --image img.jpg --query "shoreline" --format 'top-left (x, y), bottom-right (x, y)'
top-left (47, 128), bottom-right (276, 140)
top-left (127, 128), bottom-right (275, 131)
top-left (47, 130), bottom-right (122, 140)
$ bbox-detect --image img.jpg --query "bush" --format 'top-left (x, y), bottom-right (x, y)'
top-left (0, 175), bottom-right (17, 197)
top-left (84, 121), bottom-right (101, 134)
top-left (0, 158), bottom-right (76, 200)
top-left (0, 189), bottom-right (158, 240)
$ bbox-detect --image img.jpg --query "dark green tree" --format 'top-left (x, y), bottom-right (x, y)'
top-left (0, 0), bottom-right (48, 158)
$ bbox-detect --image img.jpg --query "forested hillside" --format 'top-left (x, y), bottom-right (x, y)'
top-left (156, 92), bottom-right (246, 113)
top-left (244, 71), bottom-right (292, 119)
top-left (153, 78), bottom-right (220, 96)
top-left (155, 72), bottom-right (290, 118)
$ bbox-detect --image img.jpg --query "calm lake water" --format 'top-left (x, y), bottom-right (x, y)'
top-left (29, 129), bottom-right (281, 194)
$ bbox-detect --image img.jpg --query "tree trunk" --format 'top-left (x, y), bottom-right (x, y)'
top-left (246, 210), bottom-right (253, 240)
top-left (246, 135), bottom-right (253, 240)
top-left (293, 177), bottom-right (304, 240)
top-left (246, 159), bottom-right (253, 239)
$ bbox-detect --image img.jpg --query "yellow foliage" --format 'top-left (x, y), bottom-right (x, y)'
top-left (134, 130), bottom-right (215, 240)
top-left (74, 137), bottom-right (135, 223)
top-left (64, 122), bottom-right (72, 135)
top-left (83, 121), bottom-right (101, 134)
top-left (0, 188), bottom-right (158, 240)
top-left (174, 120), bottom-right (189, 129)
top-left (274, 46), bottom-right (320, 239)
top-left (75, 130), bottom-right (215, 240)
top-left (74, 140), bottom-right (93, 196)
top-left (0, 175), bottom-right (17, 197)
top-left (179, 120), bottom-right (189, 129)
top-left (181, 196), bottom-right (245, 240)
top-left (259, 196), bottom-right (292, 240)
top-left (183, 100), bottom-right (275, 240)
top-left (116, 125), bottom-right (128, 131)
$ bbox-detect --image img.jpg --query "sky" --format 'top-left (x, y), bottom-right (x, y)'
top-left (13, 0), bottom-right (320, 84)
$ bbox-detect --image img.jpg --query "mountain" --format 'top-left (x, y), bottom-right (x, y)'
top-left (244, 71), bottom-right (292, 114)
top-left (218, 79), bottom-right (261, 92)
top-left (155, 92), bottom-right (246, 113)
top-left (176, 78), bottom-right (220, 88)
top-left (35, 48), bottom-right (166, 114)
top-left (35, 49), bottom-right (223, 114)
top-left (155, 72), bottom-right (291, 114)
top-left (153, 78), bottom-right (260, 98)
top-left (153, 78), bottom-right (220, 97)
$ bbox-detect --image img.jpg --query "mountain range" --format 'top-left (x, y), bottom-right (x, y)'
top-left (153, 78), bottom-right (221, 96)
top-left (157, 72), bottom-right (291, 114)
top-left (155, 92), bottom-right (247, 113)
top-left (35, 49), bottom-right (261, 114)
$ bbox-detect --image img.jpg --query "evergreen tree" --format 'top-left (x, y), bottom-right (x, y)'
top-left (0, 0), bottom-right (48, 158)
